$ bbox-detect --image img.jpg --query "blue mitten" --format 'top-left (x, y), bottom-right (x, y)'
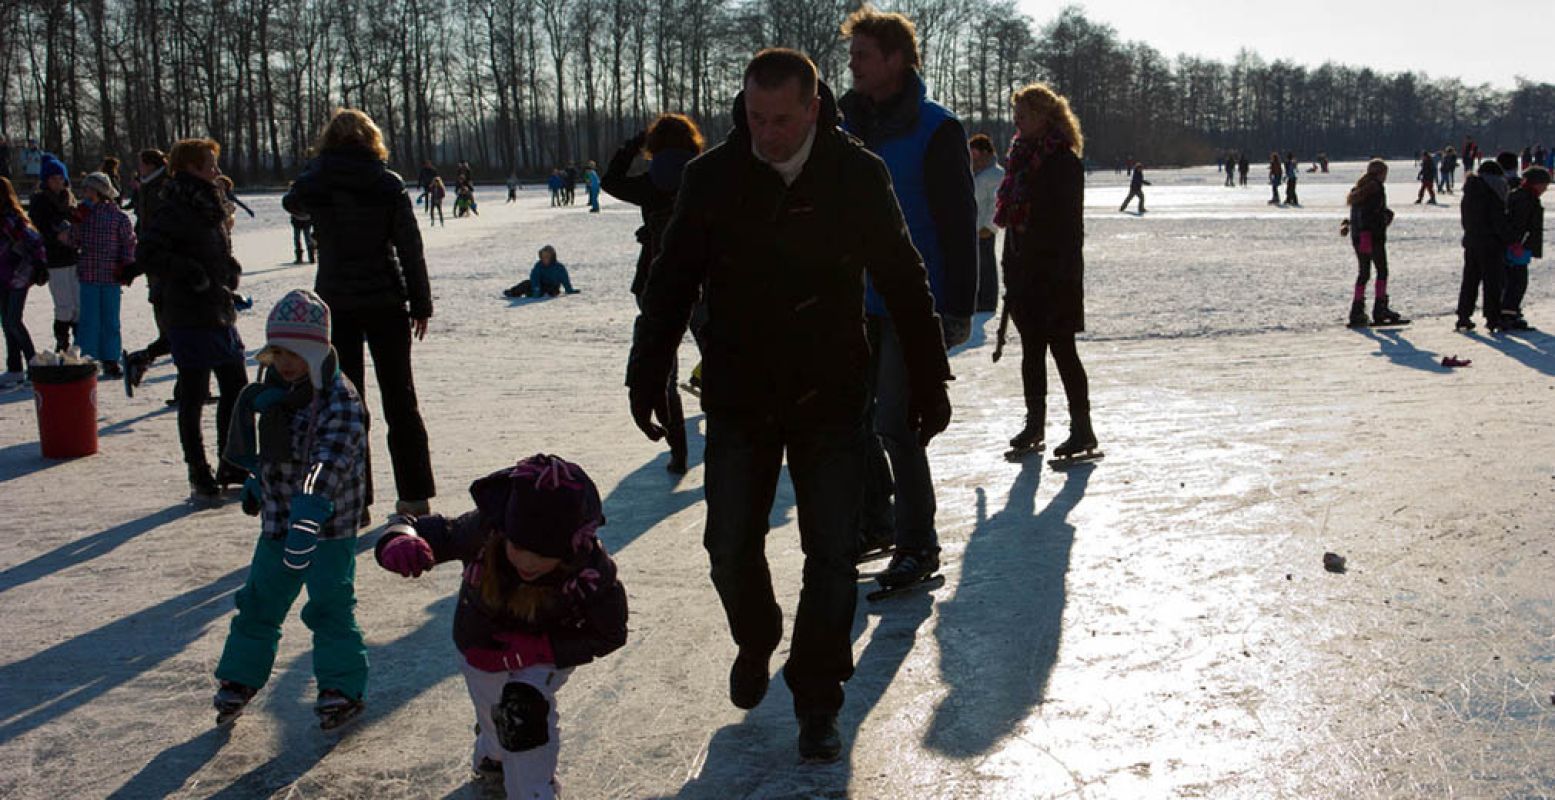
top-left (284, 492), bottom-right (334, 571)
top-left (240, 475), bottom-right (262, 516)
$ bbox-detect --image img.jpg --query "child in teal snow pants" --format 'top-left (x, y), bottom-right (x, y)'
top-left (212, 288), bottom-right (370, 728)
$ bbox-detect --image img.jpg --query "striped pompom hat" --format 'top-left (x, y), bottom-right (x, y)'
top-left (265, 289), bottom-right (333, 388)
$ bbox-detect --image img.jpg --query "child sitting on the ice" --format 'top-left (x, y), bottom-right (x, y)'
top-left (1502, 165), bottom-right (1549, 329)
top-left (375, 454), bottom-right (628, 799)
top-left (504, 245), bottom-right (578, 298)
top-left (211, 289), bottom-right (371, 730)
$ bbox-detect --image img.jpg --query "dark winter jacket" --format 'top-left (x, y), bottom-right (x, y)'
top-left (1507, 187), bottom-right (1544, 260)
top-left (626, 81), bottom-right (951, 428)
top-left (1002, 148), bottom-right (1087, 334)
top-left (134, 172), bottom-right (241, 328)
top-left (1417, 157), bottom-right (1438, 181)
top-left (0, 211), bottom-right (47, 288)
top-left (283, 146), bottom-right (432, 319)
top-left (129, 168), bottom-right (168, 235)
top-left (838, 72), bottom-right (978, 319)
top-left (376, 511), bottom-right (628, 669)
top-left (1459, 170), bottom-right (1516, 251)
top-left (26, 189), bottom-right (78, 269)
top-left (1347, 177), bottom-right (1392, 245)
top-left (1129, 166), bottom-right (1150, 191)
top-left (600, 137), bottom-right (694, 296)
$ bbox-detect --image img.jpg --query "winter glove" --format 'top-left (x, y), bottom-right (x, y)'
top-left (907, 380), bottom-right (953, 447)
top-left (628, 382), bottom-right (666, 442)
top-left (1508, 243), bottom-right (1531, 266)
top-left (942, 315), bottom-right (971, 349)
top-left (379, 532), bottom-right (435, 578)
top-left (240, 475), bottom-right (262, 517)
top-left (463, 632), bottom-right (556, 673)
top-left (283, 491), bottom-right (334, 571)
top-left (1356, 231), bottom-right (1373, 255)
top-left (251, 386), bottom-right (288, 413)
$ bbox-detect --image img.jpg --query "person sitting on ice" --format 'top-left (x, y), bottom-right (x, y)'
top-left (505, 245), bottom-right (578, 298)
top-left (374, 454), bottom-right (628, 800)
top-left (211, 288), bottom-right (371, 731)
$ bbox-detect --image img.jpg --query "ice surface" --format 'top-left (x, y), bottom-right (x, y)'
top-left (1, 163), bottom-right (1552, 798)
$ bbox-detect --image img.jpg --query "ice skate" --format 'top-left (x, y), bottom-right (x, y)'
top-left (122, 349), bottom-right (149, 397)
top-left (1347, 300), bottom-right (1369, 328)
top-left (1003, 420), bottom-right (1045, 461)
top-left (188, 464), bottom-right (222, 507)
top-left (728, 650), bottom-right (771, 710)
top-left (1049, 422), bottom-right (1102, 468)
top-left (797, 713), bottom-right (842, 763)
top-left (315, 690), bottom-right (365, 731)
top-left (1370, 296), bottom-right (1409, 327)
top-left (868, 549), bottom-right (944, 600)
top-left (856, 528), bottom-right (895, 564)
top-left (213, 681), bottom-right (257, 725)
top-left (1454, 317), bottom-right (1476, 332)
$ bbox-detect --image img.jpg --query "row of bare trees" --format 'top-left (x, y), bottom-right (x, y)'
top-left (2, 0), bottom-right (1552, 183)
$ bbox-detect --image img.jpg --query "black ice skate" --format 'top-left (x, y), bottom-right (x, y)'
top-left (797, 713), bottom-right (842, 763)
top-left (189, 464), bottom-right (222, 507)
top-left (315, 690), bottom-right (365, 731)
top-left (1347, 300), bottom-right (1369, 328)
top-left (213, 680), bottom-right (257, 725)
top-left (1049, 424), bottom-right (1103, 469)
top-left (855, 528), bottom-right (895, 564)
top-left (1370, 296), bottom-right (1410, 327)
top-left (1003, 422), bottom-right (1045, 461)
top-left (1454, 317), bottom-right (1477, 332)
top-left (868, 549), bottom-right (944, 601)
top-left (122, 349), bottom-right (150, 398)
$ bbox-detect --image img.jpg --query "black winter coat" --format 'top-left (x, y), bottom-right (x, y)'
top-left (1347, 178), bottom-right (1391, 246)
top-left (283, 147), bottom-right (432, 318)
top-left (376, 512), bottom-right (628, 669)
top-left (1002, 149), bottom-right (1086, 334)
top-left (27, 189), bottom-right (78, 269)
top-left (1508, 188), bottom-right (1545, 259)
top-left (627, 82), bottom-right (951, 428)
top-left (1459, 173), bottom-right (1515, 251)
top-left (134, 172), bottom-right (240, 328)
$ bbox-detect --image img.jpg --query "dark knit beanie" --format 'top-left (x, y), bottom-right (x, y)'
top-left (469, 454), bottom-right (605, 558)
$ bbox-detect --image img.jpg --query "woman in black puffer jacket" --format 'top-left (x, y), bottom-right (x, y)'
top-left (284, 108), bottom-right (435, 519)
top-left (135, 138), bottom-right (248, 502)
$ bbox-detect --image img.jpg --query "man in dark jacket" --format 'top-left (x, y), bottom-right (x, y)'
top-left (625, 48), bottom-right (951, 763)
top-left (1456, 161), bottom-right (1518, 331)
top-left (838, 7), bottom-right (976, 589)
top-left (284, 109), bottom-right (436, 518)
top-left (1501, 166), bottom-right (1549, 329)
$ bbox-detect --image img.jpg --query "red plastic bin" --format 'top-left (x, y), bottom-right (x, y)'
top-left (29, 363), bottom-right (99, 459)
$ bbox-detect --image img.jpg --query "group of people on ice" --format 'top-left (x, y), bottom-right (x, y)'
top-left (546, 163), bottom-right (602, 211)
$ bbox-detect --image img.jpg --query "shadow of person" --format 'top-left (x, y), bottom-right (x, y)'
top-left (104, 726), bottom-right (233, 799)
top-left (1356, 326), bottom-right (1451, 373)
top-left (1476, 328), bottom-right (1555, 377)
top-left (924, 459), bottom-right (1092, 757)
top-left (0, 504), bottom-right (191, 596)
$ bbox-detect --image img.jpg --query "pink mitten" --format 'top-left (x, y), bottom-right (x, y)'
top-left (380, 534), bottom-right (434, 577)
top-left (1356, 231), bottom-right (1373, 255)
top-left (463, 633), bottom-right (555, 673)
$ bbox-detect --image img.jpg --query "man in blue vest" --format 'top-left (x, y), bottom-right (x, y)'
top-left (839, 6), bottom-right (978, 592)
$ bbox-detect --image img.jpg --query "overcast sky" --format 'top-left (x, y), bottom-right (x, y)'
top-left (1018, 0), bottom-right (1552, 89)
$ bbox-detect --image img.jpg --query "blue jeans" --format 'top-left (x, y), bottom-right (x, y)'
top-left (702, 413), bottom-right (866, 715)
top-left (0, 284), bottom-right (36, 372)
top-left (861, 315), bottom-right (939, 554)
top-left (76, 282), bottom-right (122, 365)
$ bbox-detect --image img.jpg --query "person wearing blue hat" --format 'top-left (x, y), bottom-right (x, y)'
top-left (27, 153), bottom-right (79, 352)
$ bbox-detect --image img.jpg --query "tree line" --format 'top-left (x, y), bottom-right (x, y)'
top-left (2, 0), bottom-right (1552, 183)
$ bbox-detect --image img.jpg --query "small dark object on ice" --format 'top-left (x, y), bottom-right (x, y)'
top-left (1323, 552), bottom-right (1347, 573)
top-left (1441, 356), bottom-right (1472, 367)
top-left (213, 681), bottom-right (257, 725)
top-left (315, 690), bottom-right (365, 731)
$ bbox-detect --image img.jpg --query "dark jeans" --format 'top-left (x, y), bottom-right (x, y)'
top-left (1504, 264), bottom-right (1529, 315)
top-left (177, 359), bottom-right (248, 467)
top-left (634, 295), bottom-right (687, 463)
top-left (703, 413), bottom-right (865, 715)
top-left (976, 235), bottom-right (998, 312)
top-left (860, 316), bottom-right (937, 553)
top-left (1120, 187), bottom-right (1144, 212)
top-left (1, 285), bottom-right (36, 373)
top-left (1457, 244), bottom-right (1505, 323)
top-left (1010, 307), bottom-right (1090, 428)
top-left (333, 305), bottom-right (435, 505)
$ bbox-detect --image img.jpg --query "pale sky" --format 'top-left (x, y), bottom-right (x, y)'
top-left (1018, 0), bottom-right (1553, 89)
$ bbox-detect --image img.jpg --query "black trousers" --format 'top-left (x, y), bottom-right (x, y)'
top-left (1009, 307), bottom-right (1089, 426)
top-left (332, 305), bottom-right (436, 505)
top-left (1120, 187), bottom-right (1144, 212)
top-left (177, 359), bottom-right (248, 468)
top-left (703, 413), bottom-right (865, 715)
top-left (976, 235), bottom-right (998, 312)
top-left (1504, 264), bottom-right (1529, 315)
top-left (1285, 176), bottom-right (1299, 205)
top-left (1457, 244), bottom-right (1505, 323)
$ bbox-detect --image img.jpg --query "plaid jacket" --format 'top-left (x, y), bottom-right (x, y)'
top-left (260, 370), bottom-right (368, 540)
top-left (67, 201), bottom-right (136, 284)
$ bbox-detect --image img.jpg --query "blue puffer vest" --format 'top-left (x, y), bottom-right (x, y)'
top-left (842, 75), bottom-right (953, 317)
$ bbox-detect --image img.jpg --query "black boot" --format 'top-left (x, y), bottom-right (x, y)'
top-left (1053, 413), bottom-right (1098, 459)
top-left (728, 649), bottom-right (771, 710)
top-left (294, 249), bottom-right (304, 264)
top-left (1347, 299), bottom-right (1369, 328)
top-left (797, 713), bottom-right (842, 762)
top-left (1371, 295), bottom-right (1401, 325)
top-left (188, 463), bottom-right (221, 505)
top-left (53, 320), bottom-right (71, 352)
top-left (877, 548), bottom-right (940, 590)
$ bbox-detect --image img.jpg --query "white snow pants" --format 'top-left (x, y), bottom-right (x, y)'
top-left (47, 267), bottom-right (78, 322)
top-left (460, 658), bottom-right (572, 800)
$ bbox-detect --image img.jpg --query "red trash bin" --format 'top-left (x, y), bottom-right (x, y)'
top-left (29, 362), bottom-right (100, 458)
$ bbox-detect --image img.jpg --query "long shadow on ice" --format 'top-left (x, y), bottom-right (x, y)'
top-left (0, 503), bottom-right (191, 596)
top-left (1476, 329), bottom-right (1555, 377)
top-left (925, 459), bottom-right (1091, 757)
top-left (1355, 327), bottom-right (1451, 373)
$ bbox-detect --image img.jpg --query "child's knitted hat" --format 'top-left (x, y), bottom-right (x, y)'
top-left (80, 172), bottom-right (119, 200)
top-left (38, 154), bottom-right (68, 186)
top-left (470, 454), bottom-right (605, 559)
top-left (265, 289), bottom-right (333, 389)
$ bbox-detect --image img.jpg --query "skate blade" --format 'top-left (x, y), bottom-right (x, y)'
top-left (856, 545), bottom-right (895, 564)
top-left (1003, 444), bottom-right (1045, 462)
top-left (866, 573), bottom-right (945, 602)
top-left (215, 707), bottom-right (245, 726)
top-left (317, 702), bottom-right (365, 731)
top-left (1048, 450), bottom-right (1104, 470)
top-left (1366, 319), bottom-right (1412, 327)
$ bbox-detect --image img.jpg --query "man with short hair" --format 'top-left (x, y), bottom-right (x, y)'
top-left (969, 134), bottom-right (1002, 313)
top-left (839, 6), bottom-right (977, 592)
top-left (626, 47), bottom-right (951, 762)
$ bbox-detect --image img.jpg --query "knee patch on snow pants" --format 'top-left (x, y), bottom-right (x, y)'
top-left (492, 680), bottom-right (550, 752)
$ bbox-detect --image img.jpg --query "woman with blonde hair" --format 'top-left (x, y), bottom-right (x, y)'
top-left (284, 107), bottom-right (437, 521)
top-left (996, 83), bottom-right (1097, 462)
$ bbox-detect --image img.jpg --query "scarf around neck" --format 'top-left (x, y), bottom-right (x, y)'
top-left (994, 132), bottom-right (1070, 231)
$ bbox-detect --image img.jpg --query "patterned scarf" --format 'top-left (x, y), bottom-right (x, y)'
top-left (994, 132), bottom-right (1070, 231)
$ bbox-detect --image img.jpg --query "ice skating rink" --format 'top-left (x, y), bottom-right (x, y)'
top-left (1, 163), bottom-right (1551, 798)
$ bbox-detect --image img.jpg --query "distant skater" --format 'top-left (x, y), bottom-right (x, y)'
top-left (1120, 163), bottom-right (1149, 213)
top-left (1416, 150), bottom-right (1438, 204)
top-left (1344, 159), bottom-right (1403, 327)
top-left (1283, 151), bottom-right (1299, 206)
top-left (1267, 153), bottom-right (1283, 205)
